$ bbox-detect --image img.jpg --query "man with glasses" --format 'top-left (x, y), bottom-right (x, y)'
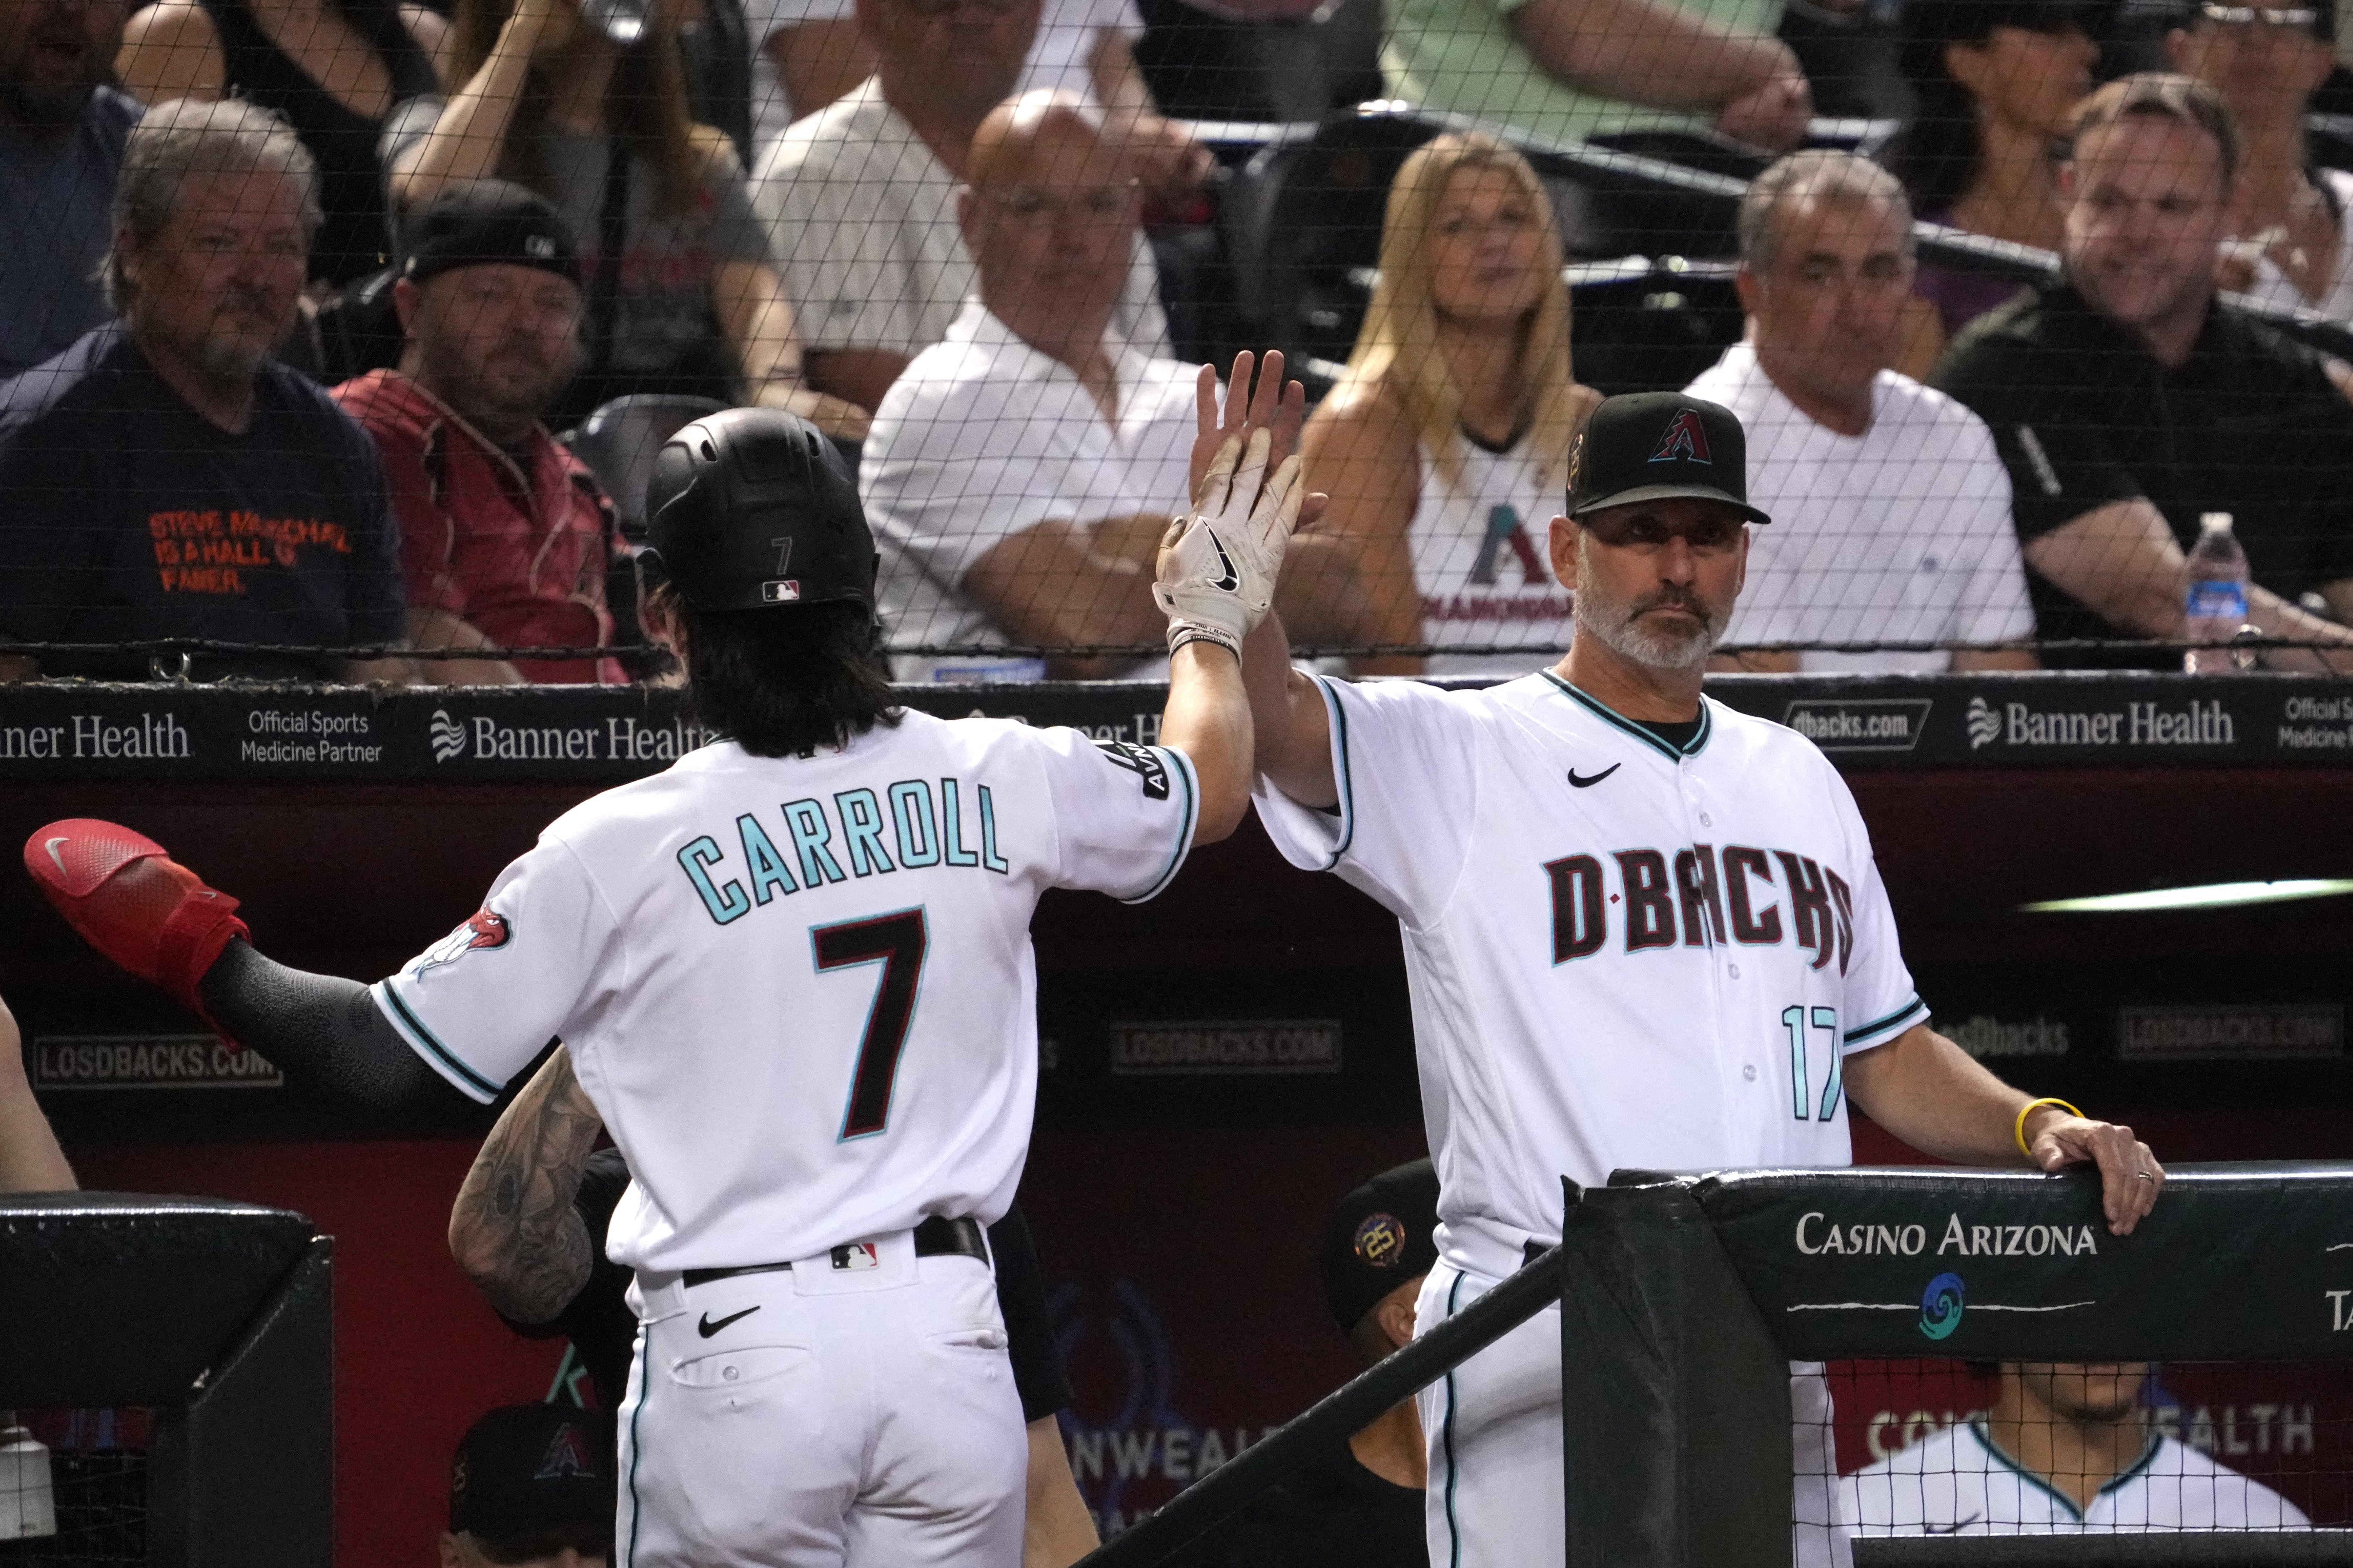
top-left (860, 92), bottom-right (1351, 681)
top-left (2170, 0), bottom-right (2353, 317)
top-left (1240, 389), bottom-right (2167, 1568)
top-left (750, 0), bottom-right (1169, 425)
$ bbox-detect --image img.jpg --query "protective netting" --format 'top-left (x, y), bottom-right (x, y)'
top-left (0, 1411), bottom-right (148, 1567)
top-left (2, 0), bottom-right (2352, 681)
top-left (1816, 1361), bottom-right (2353, 1539)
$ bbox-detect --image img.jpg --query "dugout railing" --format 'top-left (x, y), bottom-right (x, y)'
top-left (0, 1194), bottom-right (332, 1567)
top-left (1074, 1164), bottom-right (2353, 1568)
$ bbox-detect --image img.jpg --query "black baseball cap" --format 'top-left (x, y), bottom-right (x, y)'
top-left (1565, 391), bottom-right (1772, 527)
top-left (449, 1405), bottom-right (615, 1556)
top-left (403, 180), bottom-right (584, 290)
top-left (1319, 1158), bottom-right (1442, 1334)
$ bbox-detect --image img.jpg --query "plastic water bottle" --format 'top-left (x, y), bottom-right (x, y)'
top-left (0, 1424), bottom-right (55, 1538)
top-left (2182, 512), bottom-right (2250, 674)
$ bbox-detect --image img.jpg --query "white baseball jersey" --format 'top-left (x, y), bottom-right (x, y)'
top-left (1407, 430), bottom-right (1573, 677)
top-left (375, 712), bottom-right (1198, 1272)
top-left (1254, 670), bottom-right (1924, 1281)
top-left (1257, 670), bottom-right (1918, 1568)
top-left (1843, 1419), bottom-right (2312, 1534)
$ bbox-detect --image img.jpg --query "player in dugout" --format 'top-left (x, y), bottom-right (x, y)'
top-left (1240, 389), bottom-right (2169, 1568)
top-left (20, 355), bottom-right (1308, 1568)
top-left (1844, 1362), bottom-right (2308, 1534)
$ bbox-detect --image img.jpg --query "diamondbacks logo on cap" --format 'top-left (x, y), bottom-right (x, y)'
top-left (1353, 1212), bottom-right (1409, 1267)
top-left (535, 1423), bottom-right (598, 1482)
top-left (1648, 409), bottom-right (1712, 465)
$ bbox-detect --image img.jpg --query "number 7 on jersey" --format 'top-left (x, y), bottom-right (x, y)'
top-left (813, 909), bottom-right (928, 1140)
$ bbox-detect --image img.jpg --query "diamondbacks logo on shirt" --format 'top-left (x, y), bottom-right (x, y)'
top-left (1092, 739), bottom-right (1170, 800)
top-left (418, 907), bottom-right (511, 972)
top-left (1649, 410), bottom-right (1712, 465)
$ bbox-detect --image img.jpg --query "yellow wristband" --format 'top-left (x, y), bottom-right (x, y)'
top-left (2014, 1097), bottom-right (2083, 1158)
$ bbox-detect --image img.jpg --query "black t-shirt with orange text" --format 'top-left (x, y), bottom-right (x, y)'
top-left (0, 322), bottom-right (406, 679)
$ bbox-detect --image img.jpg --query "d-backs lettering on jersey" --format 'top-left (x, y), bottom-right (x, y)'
top-left (1254, 671), bottom-right (1924, 1280)
top-left (373, 713), bottom-right (1198, 1273)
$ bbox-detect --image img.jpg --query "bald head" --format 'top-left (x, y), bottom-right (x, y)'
top-left (958, 91), bottom-right (1141, 366)
top-left (967, 91), bottom-right (1125, 193)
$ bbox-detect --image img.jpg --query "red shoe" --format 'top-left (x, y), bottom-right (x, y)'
top-left (24, 820), bottom-right (249, 1023)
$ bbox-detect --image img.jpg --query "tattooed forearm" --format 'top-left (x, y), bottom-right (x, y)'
top-left (449, 1045), bottom-right (605, 1324)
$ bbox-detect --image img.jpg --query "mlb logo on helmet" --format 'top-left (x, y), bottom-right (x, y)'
top-left (761, 580), bottom-right (803, 603)
top-left (1648, 408), bottom-right (1713, 465)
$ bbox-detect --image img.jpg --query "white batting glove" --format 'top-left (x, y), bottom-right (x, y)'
top-left (1152, 427), bottom-right (1301, 658)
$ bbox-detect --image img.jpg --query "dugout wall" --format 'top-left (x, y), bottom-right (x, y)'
top-left (0, 1193), bottom-right (332, 1567)
top-left (1559, 1165), bottom-right (2353, 1567)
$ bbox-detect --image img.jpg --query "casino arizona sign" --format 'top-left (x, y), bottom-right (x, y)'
top-left (1795, 1211), bottom-right (2103, 1258)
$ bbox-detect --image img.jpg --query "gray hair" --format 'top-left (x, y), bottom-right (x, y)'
top-left (1736, 150), bottom-right (1914, 273)
top-left (103, 98), bottom-right (321, 311)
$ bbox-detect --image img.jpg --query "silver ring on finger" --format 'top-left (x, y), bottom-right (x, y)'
top-left (2135, 1171), bottom-right (2155, 1182)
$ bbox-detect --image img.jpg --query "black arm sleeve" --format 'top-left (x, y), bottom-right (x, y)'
top-left (198, 939), bottom-right (473, 1113)
top-left (990, 1202), bottom-right (1075, 1422)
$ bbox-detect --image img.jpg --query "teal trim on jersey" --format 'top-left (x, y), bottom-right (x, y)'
top-left (626, 1336), bottom-right (652, 1568)
top-left (1538, 670), bottom-right (1712, 762)
top-left (373, 980), bottom-right (499, 1102)
top-left (1845, 996), bottom-right (1928, 1048)
top-left (1968, 1419), bottom-right (2087, 1522)
top-left (1319, 676), bottom-right (1357, 869)
top-left (1123, 747), bottom-right (1199, 904)
top-left (1441, 1270), bottom-right (1465, 1568)
top-left (2099, 1430), bottom-right (2166, 1497)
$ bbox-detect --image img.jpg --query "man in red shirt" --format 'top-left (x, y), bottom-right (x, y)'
top-left (334, 183), bottom-right (628, 684)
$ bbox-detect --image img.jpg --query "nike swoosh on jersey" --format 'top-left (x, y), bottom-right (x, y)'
top-left (43, 837), bottom-right (69, 874)
top-left (1567, 765), bottom-right (1621, 789)
top-left (1922, 1515), bottom-right (1982, 1535)
top-left (697, 1305), bottom-right (761, 1338)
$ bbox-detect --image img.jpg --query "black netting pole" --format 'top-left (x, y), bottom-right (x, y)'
top-left (1072, 1242), bottom-right (1569, 1568)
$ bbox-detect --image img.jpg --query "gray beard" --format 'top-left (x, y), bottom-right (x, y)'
top-left (1572, 554), bottom-right (1723, 672)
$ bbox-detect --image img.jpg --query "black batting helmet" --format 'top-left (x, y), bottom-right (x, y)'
top-left (642, 408), bottom-right (876, 613)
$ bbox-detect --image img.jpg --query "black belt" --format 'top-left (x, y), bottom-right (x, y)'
top-left (682, 1215), bottom-right (988, 1288)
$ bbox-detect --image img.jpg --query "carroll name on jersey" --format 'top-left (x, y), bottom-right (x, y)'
top-left (679, 776), bottom-right (1012, 924)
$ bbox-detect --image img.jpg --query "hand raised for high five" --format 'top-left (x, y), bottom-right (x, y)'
top-left (1158, 350), bottom-right (1313, 659)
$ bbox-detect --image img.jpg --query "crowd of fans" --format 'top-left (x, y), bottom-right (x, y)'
top-left (4, 0), bottom-right (2353, 681)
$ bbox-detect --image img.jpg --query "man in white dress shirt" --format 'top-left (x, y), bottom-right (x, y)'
top-left (1845, 1362), bottom-right (2309, 1535)
top-left (750, 0), bottom-right (1171, 423)
top-left (861, 93), bottom-right (1357, 681)
top-left (1687, 150), bottom-right (2040, 674)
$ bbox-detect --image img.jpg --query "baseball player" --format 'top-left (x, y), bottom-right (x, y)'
top-left (1843, 1362), bottom-right (2309, 1534)
top-left (25, 374), bottom-right (1304, 1567)
top-left (1243, 390), bottom-right (2169, 1568)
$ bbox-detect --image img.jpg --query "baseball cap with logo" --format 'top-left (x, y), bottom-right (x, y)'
top-left (449, 1404), bottom-right (615, 1562)
top-left (402, 180), bottom-right (584, 290)
top-left (1318, 1158), bottom-right (1442, 1334)
top-left (1564, 391), bottom-right (1772, 527)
